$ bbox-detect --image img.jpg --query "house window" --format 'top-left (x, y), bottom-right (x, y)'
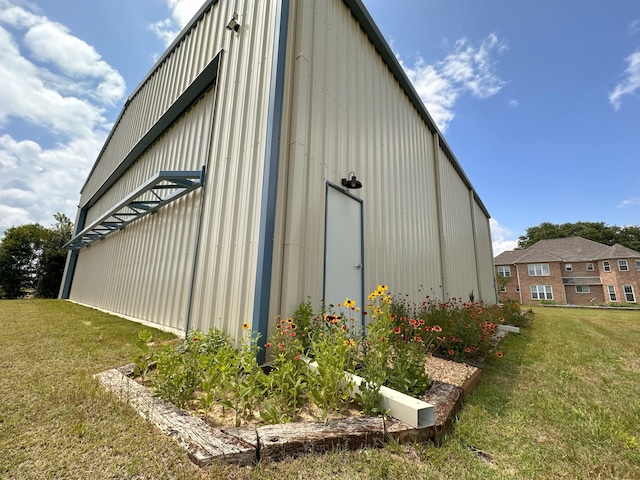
top-left (586, 263), bottom-right (594, 271)
top-left (618, 260), bottom-right (629, 271)
top-left (499, 286), bottom-right (507, 293)
top-left (603, 261), bottom-right (611, 272)
top-left (515, 285), bottom-right (520, 292)
top-left (623, 285), bottom-right (636, 302)
top-left (636, 260), bottom-right (640, 271)
top-left (497, 266), bottom-right (511, 277)
top-left (528, 264), bottom-right (550, 276)
top-left (575, 285), bottom-right (590, 293)
top-left (607, 285), bottom-right (617, 302)
top-left (565, 264), bottom-right (573, 272)
top-left (531, 285), bottom-right (553, 300)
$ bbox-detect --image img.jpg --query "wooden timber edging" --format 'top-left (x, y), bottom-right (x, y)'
top-left (94, 365), bottom-right (483, 466)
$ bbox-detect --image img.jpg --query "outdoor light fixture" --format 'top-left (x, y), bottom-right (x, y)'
top-left (226, 13), bottom-right (240, 32)
top-left (341, 172), bottom-right (363, 189)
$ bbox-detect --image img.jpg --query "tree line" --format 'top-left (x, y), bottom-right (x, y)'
top-left (0, 213), bottom-right (73, 299)
top-left (1, 218), bottom-right (638, 299)
top-left (518, 221), bottom-right (640, 252)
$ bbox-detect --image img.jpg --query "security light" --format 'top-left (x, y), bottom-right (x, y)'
top-left (341, 172), bottom-right (362, 189)
top-left (226, 13), bottom-right (240, 32)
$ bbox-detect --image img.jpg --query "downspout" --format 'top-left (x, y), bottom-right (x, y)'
top-left (516, 264), bottom-right (523, 304)
top-left (184, 165), bottom-right (208, 335)
top-left (252, 0), bottom-right (290, 363)
top-left (432, 132), bottom-right (447, 300)
top-left (184, 70), bottom-right (221, 334)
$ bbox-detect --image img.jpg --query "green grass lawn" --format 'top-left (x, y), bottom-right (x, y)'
top-left (1, 300), bottom-right (639, 479)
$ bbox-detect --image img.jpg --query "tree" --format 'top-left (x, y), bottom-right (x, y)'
top-left (36, 213), bottom-right (74, 298)
top-left (517, 221), bottom-right (640, 252)
top-left (0, 223), bottom-right (49, 298)
top-left (0, 214), bottom-right (73, 299)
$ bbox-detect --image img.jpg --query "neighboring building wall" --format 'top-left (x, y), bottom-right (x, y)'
top-left (70, 0), bottom-right (280, 341)
top-left (600, 258), bottom-right (639, 304)
top-left (565, 285), bottom-right (605, 305)
top-left (517, 262), bottom-right (567, 304)
top-left (496, 265), bottom-right (519, 303)
top-left (561, 261), bottom-right (605, 305)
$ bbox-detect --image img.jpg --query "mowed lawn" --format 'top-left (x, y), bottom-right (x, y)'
top-left (0, 300), bottom-right (639, 479)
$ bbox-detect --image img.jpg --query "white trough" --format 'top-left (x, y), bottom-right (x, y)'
top-left (497, 324), bottom-right (520, 333)
top-left (303, 358), bottom-right (436, 429)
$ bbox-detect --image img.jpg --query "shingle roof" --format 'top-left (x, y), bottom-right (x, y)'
top-left (593, 243), bottom-right (640, 260)
top-left (494, 249), bottom-right (527, 264)
top-left (494, 237), bottom-right (640, 264)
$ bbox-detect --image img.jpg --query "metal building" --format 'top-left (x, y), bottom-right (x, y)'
top-left (61, 0), bottom-right (497, 343)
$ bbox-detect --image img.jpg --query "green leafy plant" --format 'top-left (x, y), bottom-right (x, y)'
top-left (218, 334), bottom-right (267, 426)
top-left (153, 343), bottom-right (201, 409)
top-left (132, 329), bottom-right (157, 382)
top-left (365, 286), bottom-right (434, 397)
top-left (306, 324), bottom-right (355, 423)
top-left (261, 317), bottom-right (308, 423)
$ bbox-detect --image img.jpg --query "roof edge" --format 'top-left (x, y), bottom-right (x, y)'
top-left (341, 0), bottom-right (491, 218)
top-left (80, 0), bottom-right (221, 194)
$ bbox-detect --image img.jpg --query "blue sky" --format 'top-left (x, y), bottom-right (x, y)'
top-left (0, 0), bottom-right (638, 255)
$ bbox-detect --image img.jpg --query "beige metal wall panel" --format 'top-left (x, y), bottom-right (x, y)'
top-left (473, 199), bottom-right (498, 302)
top-left (273, 0), bottom-right (444, 319)
top-left (71, 0), bottom-right (280, 339)
top-left (71, 195), bottom-right (200, 330)
top-left (70, 90), bottom-right (214, 330)
top-left (176, 0), bottom-right (280, 342)
top-left (438, 149), bottom-right (478, 300)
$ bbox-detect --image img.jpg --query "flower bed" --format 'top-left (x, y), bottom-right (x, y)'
top-left (128, 287), bottom-right (526, 430)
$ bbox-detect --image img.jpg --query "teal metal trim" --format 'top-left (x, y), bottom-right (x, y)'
top-left (65, 170), bottom-right (203, 251)
top-left (252, 0), bottom-right (290, 363)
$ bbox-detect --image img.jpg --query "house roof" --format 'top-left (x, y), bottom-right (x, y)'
top-left (494, 237), bottom-right (640, 264)
top-left (593, 243), bottom-right (640, 260)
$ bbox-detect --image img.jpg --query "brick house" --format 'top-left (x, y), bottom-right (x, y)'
top-left (494, 237), bottom-right (640, 305)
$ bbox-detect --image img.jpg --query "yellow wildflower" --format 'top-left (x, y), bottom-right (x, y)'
top-left (242, 322), bottom-right (250, 330)
top-left (343, 338), bottom-right (356, 348)
top-left (344, 298), bottom-right (356, 308)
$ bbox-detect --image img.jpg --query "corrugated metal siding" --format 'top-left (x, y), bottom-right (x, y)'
top-left (438, 149), bottom-right (478, 300)
top-left (473, 199), bottom-right (497, 302)
top-left (187, 0), bottom-right (279, 342)
top-left (273, 0), bottom-right (444, 318)
top-left (71, 0), bottom-right (279, 339)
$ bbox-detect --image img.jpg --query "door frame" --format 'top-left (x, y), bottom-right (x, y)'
top-left (323, 182), bottom-right (365, 326)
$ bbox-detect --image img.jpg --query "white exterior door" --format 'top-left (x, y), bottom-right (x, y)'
top-left (324, 184), bottom-right (364, 315)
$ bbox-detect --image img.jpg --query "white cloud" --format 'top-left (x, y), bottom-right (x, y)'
top-left (616, 196), bottom-right (640, 209)
top-left (0, 0), bottom-right (123, 236)
top-left (150, 0), bottom-right (204, 47)
top-left (399, 34), bottom-right (507, 131)
top-left (509, 100), bottom-right (519, 107)
top-left (609, 49), bottom-right (640, 110)
top-left (0, 132), bottom-right (107, 235)
top-left (490, 218), bottom-right (519, 256)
